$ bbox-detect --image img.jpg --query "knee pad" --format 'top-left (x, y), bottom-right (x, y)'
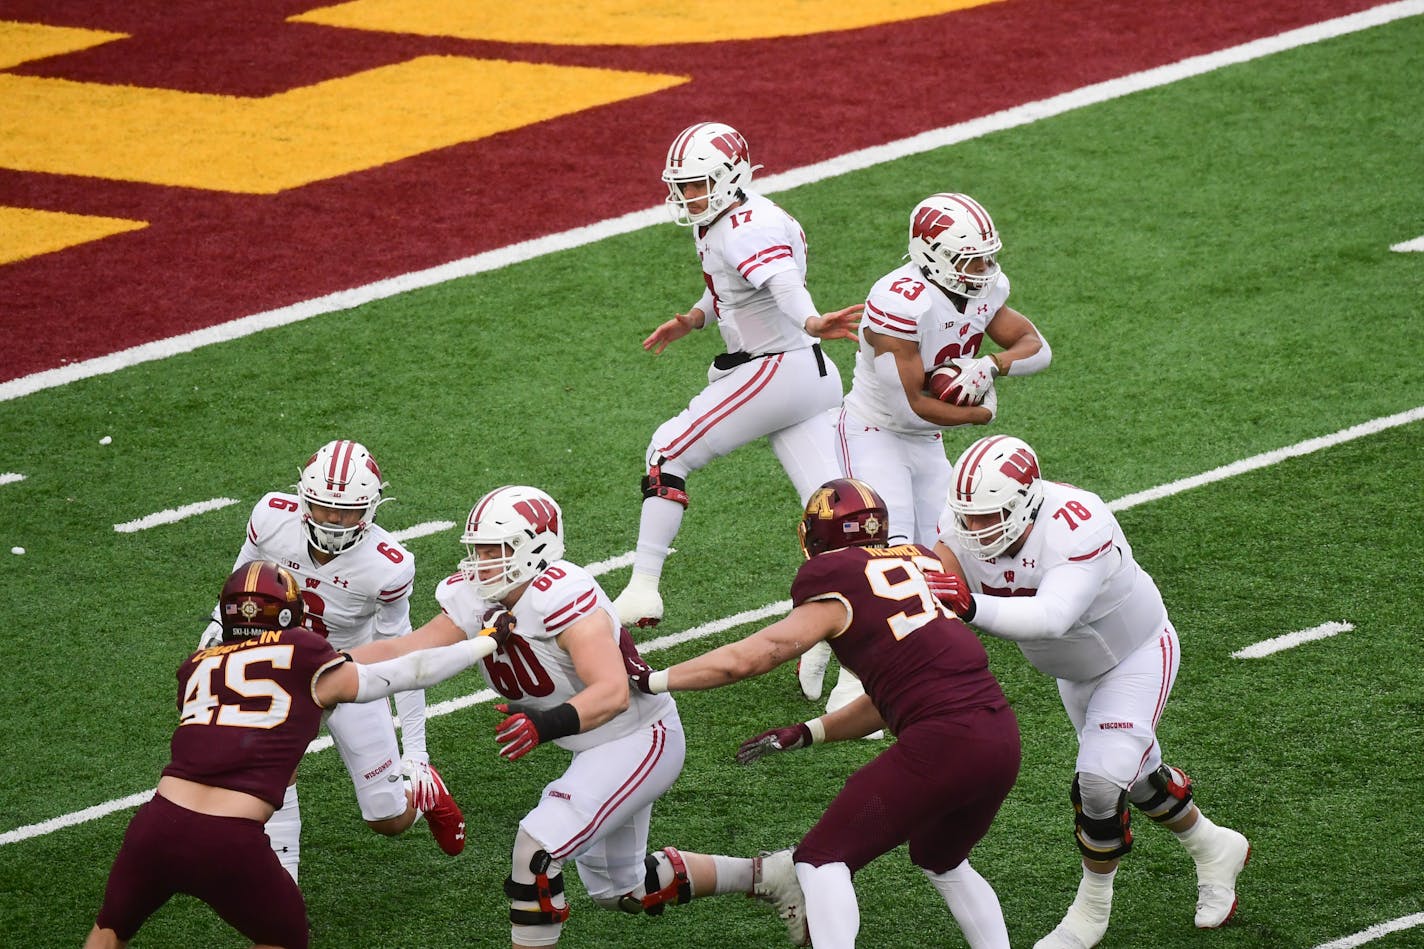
top-left (506, 833), bottom-right (569, 941)
top-left (642, 465), bottom-right (689, 508)
top-left (639, 847), bottom-right (693, 916)
top-left (1130, 764), bottom-right (1194, 823)
top-left (1071, 773), bottom-right (1132, 861)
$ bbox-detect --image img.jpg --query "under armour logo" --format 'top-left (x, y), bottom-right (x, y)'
top-left (1021, 558), bottom-right (1036, 568)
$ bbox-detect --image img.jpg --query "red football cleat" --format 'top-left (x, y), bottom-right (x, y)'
top-left (421, 764), bottom-right (466, 856)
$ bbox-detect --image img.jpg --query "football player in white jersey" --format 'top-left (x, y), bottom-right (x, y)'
top-left (353, 485), bottom-right (719, 948)
top-left (927, 435), bottom-right (1251, 948)
top-left (197, 439), bottom-right (466, 880)
top-left (800, 192), bottom-right (1051, 721)
top-left (612, 121), bottom-right (863, 631)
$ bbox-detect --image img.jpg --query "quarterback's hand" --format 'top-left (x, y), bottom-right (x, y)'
top-left (923, 570), bottom-right (976, 620)
top-left (644, 311), bottom-right (701, 354)
top-left (480, 606), bottom-right (516, 648)
top-left (617, 628), bottom-right (659, 694)
top-left (401, 753), bottom-right (441, 811)
top-left (804, 303), bottom-right (863, 342)
top-left (944, 356), bottom-right (998, 406)
top-left (735, 724), bottom-right (814, 765)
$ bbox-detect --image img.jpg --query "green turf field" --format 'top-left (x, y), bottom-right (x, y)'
top-left (1, 14), bottom-right (1422, 948)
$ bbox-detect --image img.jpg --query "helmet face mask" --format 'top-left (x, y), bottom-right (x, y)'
top-left (799, 478), bottom-right (890, 559)
top-left (949, 435), bottom-right (1044, 560)
top-left (458, 486), bottom-right (566, 600)
top-left (906, 192), bottom-right (1003, 300)
top-left (219, 560), bottom-right (307, 641)
top-left (297, 440), bottom-right (388, 556)
top-left (662, 122), bottom-right (757, 227)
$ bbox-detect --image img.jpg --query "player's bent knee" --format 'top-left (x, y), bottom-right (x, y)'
top-left (507, 834), bottom-right (569, 943)
top-left (1072, 773), bottom-right (1132, 861)
top-left (641, 465), bottom-right (689, 508)
top-left (1130, 764), bottom-right (1195, 823)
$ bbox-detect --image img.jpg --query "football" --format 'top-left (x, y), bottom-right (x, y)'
top-left (925, 363), bottom-right (962, 402)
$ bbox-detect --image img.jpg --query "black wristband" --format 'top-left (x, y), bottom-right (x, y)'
top-left (528, 703), bottom-right (581, 742)
top-left (962, 595), bottom-right (977, 623)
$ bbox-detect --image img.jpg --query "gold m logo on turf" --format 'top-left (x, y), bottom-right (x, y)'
top-left (0, 46), bottom-right (685, 193)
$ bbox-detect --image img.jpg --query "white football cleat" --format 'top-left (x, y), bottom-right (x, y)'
top-left (797, 641), bottom-right (831, 700)
top-left (614, 574), bottom-right (664, 629)
top-left (1194, 827), bottom-right (1250, 928)
top-left (752, 849), bottom-right (810, 946)
top-left (1034, 894), bottom-right (1110, 949)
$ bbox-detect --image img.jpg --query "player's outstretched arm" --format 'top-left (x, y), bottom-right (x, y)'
top-left (318, 635), bottom-right (498, 707)
top-left (636, 600), bottom-right (844, 694)
top-left (644, 309), bottom-right (705, 354)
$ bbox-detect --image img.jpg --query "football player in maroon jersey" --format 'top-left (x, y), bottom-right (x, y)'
top-left (628, 478), bottom-right (1021, 949)
top-left (85, 561), bottom-right (496, 949)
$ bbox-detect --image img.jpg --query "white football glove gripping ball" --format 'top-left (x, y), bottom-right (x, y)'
top-left (402, 753), bottom-right (440, 812)
top-left (944, 355), bottom-right (998, 406)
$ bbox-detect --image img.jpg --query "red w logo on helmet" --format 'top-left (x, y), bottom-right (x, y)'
top-left (911, 206), bottom-right (954, 242)
top-left (999, 448), bottom-right (1040, 487)
top-left (513, 498), bottom-right (560, 535)
top-left (709, 132), bottom-right (747, 162)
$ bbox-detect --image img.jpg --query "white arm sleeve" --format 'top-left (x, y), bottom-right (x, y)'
top-left (972, 555), bottom-right (1107, 641)
top-left (393, 688), bottom-right (427, 756)
top-left (693, 287), bottom-right (715, 325)
top-left (765, 269), bottom-right (818, 328)
top-left (354, 637), bottom-right (497, 703)
top-left (1006, 321), bottom-right (1051, 376)
top-left (873, 351), bottom-right (941, 432)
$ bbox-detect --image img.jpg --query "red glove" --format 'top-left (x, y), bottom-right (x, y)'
top-left (734, 724), bottom-right (814, 765)
top-left (481, 606), bottom-right (517, 647)
top-left (618, 628), bottom-right (659, 694)
top-left (923, 570), bottom-right (976, 620)
top-left (494, 702), bottom-right (580, 761)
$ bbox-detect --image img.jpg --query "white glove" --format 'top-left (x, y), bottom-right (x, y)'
top-left (197, 619), bottom-right (223, 650)
top-left (945, 355), bottom-right (998, 406)
top-left (402, 752), bottom-right (440, 812)
top-left (979, 384), bottom-right (999, 423)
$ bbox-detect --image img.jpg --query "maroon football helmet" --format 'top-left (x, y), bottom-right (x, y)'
top-left (219, 560), bottom-right (307, 640)
top-left (799, 478), bottom-right (890, 558)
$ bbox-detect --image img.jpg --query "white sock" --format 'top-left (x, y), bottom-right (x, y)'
top-left (631, 496), bottom-right (684, 578)
top-left (924, 860), bottom-right (1009, 949)
top-left (1076, 865), bottom-right (1116, 912)
top-left (265, 784), bottom-right (301, 883)
top-left (1175, 812), bottom-right (1218, 860)
top-left (796, 861), bottom-right (859, 949)
top-left (708, 855), bottom-right (754, 895)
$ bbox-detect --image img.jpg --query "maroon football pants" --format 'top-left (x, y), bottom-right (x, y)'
top-left (796, 703), bottom-right (1020, 875)
top-left (95, 792), bottom-right (309, 946)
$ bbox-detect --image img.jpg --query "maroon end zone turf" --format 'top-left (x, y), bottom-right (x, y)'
top-left (0, 0), bottom-right (1388, 382)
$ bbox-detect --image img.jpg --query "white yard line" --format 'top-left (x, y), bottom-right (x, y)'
top-left (1389, 236), bottom-right (1424, 252)
top-left (1, 0), bottom-right (1419, 405)
top-left (388, 521), bottom-right (456, 543)
top-left (112, 498), bottom-right (239, 533)
top-left (6, 406), bottom-right (1420, 846)
top-left (0, 473), bottom-right (25, 486)
top-left (1314, 912), bottom-right (1424, 948)
top-left (1231, 621), bottom-right (1354, 659)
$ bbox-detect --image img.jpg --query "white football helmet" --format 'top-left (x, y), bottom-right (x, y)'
top-left (907, 192), bottom-right (1002, 299)
top-left (948, 435), bottom-right (1044, 560)
top-left (459, 485), bottom-right (566, 600)
top-left (662, 122), bottom-right (758, 226)
top-left (296, 439), bottom-right (389, 555)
